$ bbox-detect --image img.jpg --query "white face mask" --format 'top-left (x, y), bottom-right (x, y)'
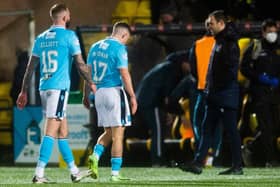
top-left (265, 32), bottom-right (278, 43)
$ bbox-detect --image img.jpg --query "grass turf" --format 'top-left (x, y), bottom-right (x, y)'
top-left (0, 167), bottom-right (280, 186)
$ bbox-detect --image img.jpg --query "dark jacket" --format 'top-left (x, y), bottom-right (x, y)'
top-left (136, 50), bottom-right (189, 111)
top-left (240, 38), bottom-right (280, 103)
top-left (207, 22), bottom-right (240, 109)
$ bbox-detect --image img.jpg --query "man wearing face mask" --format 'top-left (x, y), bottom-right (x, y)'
top-left (240, 18), bottom-right (280, 167)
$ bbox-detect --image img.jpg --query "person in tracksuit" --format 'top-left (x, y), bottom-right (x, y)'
top-left (180, 10), bottom-right (243, 175)
top-left (240, 18), bottom-right (280, 167)
top-left (187, 18), bottom-right (223, 166)
top-left (136, 50), bottom-right (195, 166)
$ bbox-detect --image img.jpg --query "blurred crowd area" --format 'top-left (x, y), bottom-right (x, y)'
top-left (78, 0), bottom-right (280, 167)
top-left (149, 0), bottom-right (278, 24)
top-left (0, 0), bottom-right (280, 166)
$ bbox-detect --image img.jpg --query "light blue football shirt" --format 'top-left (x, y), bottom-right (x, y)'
top-left (32, 26), bottom-right (81, 91)
top-left (87, 37), bottom-right (128, 89)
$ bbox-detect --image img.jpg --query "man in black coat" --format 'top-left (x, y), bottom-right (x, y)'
top-left (240, 18), bottom-right (280, 167)
top-left (180, 10), bottom-right (243, 175)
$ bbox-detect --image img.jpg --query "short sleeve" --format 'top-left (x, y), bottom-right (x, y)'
top-left (116, 45), bottom-right (128, 68)
top-left (31, 38), bottom-right (40, 57)
top-left (68, 31), bottom-right (81, 56)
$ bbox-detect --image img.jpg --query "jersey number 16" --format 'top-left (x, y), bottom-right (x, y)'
top-left (42, 50), bottom-right (58, 73)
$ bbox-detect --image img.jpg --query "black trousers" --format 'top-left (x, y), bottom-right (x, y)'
top-left (194, 105), bottom-right (242, 167)
top-left (249, 100), bottom-right (279, 163)
top-left (192, 91), bottom-right (223, 156)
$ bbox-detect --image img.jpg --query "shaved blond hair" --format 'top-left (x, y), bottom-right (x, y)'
top-left (111, 22), bottom-right (131, 36)
top-left (49, 3), bottom-right (68, 20)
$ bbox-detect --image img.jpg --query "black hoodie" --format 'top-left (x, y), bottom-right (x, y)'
top-left (211, 21), bottom-right (240, 91)
top-left (208, 21), bottom-right (240, 109)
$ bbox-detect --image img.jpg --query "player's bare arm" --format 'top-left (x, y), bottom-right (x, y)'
top-left (21, 56), bottom-right (40, 93)
top-left (82, 80), bottom-right (92, 109)
top-left (120, 68), bottom-right (137, 114)
top-left (73, 54), bottom-right (96, 93)
top-left (16, 56), bottom-right (40, 109)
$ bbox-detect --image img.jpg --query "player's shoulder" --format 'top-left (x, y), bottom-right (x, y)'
top-left (90, 38), bottom-right (125, 53)
top-left (91, 38), bottom-right (114, 49)
top-left (46, 27), bottom-right (77, 39)
top-left (36, 27), bottom-right (76, 39)
top-left (65, 28), bottom-right (76, 35)
top-left (59, 28), bottom-right (77, 38)
top-left (108, 38), bottom-right (124, 47)
top-left (109, 39), bottom-right (126, 54)
top-left (58, 29), bottom-right (80, 46)
top-left (94, 38), bottom-right (106, 46)
top-left (36, 29), bottom-right (49, 40)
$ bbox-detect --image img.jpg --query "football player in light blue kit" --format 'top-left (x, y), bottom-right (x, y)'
top-left (16, 3), bottom-right (96, 184)
top-left (83, 22), bottom-right (137, 181)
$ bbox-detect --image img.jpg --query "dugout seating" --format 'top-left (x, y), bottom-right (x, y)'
top-left (124, 137), bottom-right (194, 166)
top-left (124, 98), bottom-right (195, 166)
top-left (0, 82), bottom-right (13, 165)
top-left (0, 82), bottom-right (13, 146)
top-left (112, 0), bottom-right (151, 24)
top-left (239, 94), bottom-right (280, 166)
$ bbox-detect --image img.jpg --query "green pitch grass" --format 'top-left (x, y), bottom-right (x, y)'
top-left (0, 167), bottom-right (280, 186)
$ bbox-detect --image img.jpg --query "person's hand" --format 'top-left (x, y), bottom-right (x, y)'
top-left (258, 73), bottom-right (279, 87)
top-left (89, 83), bottom-right (96, 94)
top-left (258, 73), bottom-right (270, 84)
top-left (16, 91), bottom-right (27, 110)
top-left (83, 93), bottom-right (95, 110)
top-left (82, 95), bottom-right (90, 109)
top-left (270, 77), bottom-right (279, 87)
top-left (130, 96), bottom-right (137, 115)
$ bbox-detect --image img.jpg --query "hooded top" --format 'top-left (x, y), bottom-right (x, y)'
top-left (210, 21), bottom-right (240, 91)
top-left (136, 50), bottom-right (189, 108)
top-left (203, 21), bottom-right (241, 109)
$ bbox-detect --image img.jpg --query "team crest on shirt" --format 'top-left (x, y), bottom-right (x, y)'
top-left (46, 32), bottom-right (56, 39)
top-left (99, 41), bottom-right (109, 50)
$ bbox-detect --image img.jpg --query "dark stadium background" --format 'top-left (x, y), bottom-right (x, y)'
top-left (0, 0), bottom-right (279, 167)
